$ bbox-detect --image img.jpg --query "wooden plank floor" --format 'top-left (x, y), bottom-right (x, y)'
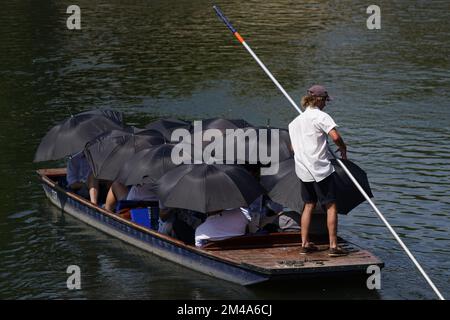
top-left (207, 241), bottom-right (383, 274)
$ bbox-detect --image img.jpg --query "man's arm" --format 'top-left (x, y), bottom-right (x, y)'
top-left (328, 128), bottom-right (347, 160)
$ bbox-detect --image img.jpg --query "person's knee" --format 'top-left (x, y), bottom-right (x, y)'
top-left (110, 181), bottom-right (128, 200)
top-left (111, 181), bottom-right (121, 191)
top-left (325, 202), bottom-right (337, 212)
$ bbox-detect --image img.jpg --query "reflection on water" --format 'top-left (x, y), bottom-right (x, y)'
top-left (0, 0), bottom-right (449, 299)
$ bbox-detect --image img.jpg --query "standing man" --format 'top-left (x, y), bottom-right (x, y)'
top-left (288, 85), bottom-right (348, 257)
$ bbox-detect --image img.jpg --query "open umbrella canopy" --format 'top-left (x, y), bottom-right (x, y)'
top-left (260, 158), bottom-right (373, 215)
top-left (223, 126), bottom-right (293, 163)
top-left (330, 159), bottom-right (374, 214)
top-left (84, 127), bottom-right (165, 180)
top-left (266, 127), bottom-right (293, 161)
top-left (34, 110), bottom-right (124, 162)
top-left (116, 143), bottom-right (188, 186)
top-left (145, 118), bottom-right (191, 142)
top-left (157, 163), bottom-right (264, 213)
top-left (175, 126), bottom-right (292, 165)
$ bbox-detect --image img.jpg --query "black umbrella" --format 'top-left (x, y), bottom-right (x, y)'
top-left (117, 143), bottom-right (188, 185)
top-left (182, 118), bottom-right (254, 162)
top-left (34, 110), bottom-right (124, 162)
top-left (171, 131), bottom-right (223, 164)
top-left (84, 127), bottom-right (165, 180)
top-left (178, 126), bottom-right (292, 165)
top-left (331, 159), bottom-right (374, 214)
top-left (157, 163), bottom-right (264, 213)
top-left (223, 126), bottom-right (293, 163)
top-left (267, 127), bottom-right (293, 161)
top-left (260, 158), bottom-right (373, 215)
top-left (145, 118), bottom-right (191, 142)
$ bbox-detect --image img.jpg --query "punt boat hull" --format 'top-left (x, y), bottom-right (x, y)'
top-left (38, 168), bottom-right (384, 286)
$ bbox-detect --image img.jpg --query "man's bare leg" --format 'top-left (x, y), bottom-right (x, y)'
top-left (326, 202), bottom-right (338, 249)
top-left (87, 174), bottom-right (99, 205)
top-left (105, 188), bottom-right (116, 212)
top-left (301, 202), bottom-right (316, 247)
top-left (104, 181), bottom-right (128, 212)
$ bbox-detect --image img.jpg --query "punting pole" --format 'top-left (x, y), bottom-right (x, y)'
top-left (213, 5), bottom-right (445, 300)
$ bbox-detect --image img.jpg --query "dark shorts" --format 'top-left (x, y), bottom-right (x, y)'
top-left (301, 172), bottom-right (337, 206)
top-left (73, 184), bottom-right (89, 199)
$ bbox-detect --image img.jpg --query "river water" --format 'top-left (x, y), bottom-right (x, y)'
top-left (0, 0), bottom-right (449, 299)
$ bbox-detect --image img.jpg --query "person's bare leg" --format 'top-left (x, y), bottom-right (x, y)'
top-left (87, 174), bottom-right (99, 205)
top-left (105, 188), bottom-right (117, 212)
top-left (326, 202), bottom-right (338, 248)
top-left (104, 181), bottom-right (128, 212)
top-left (301, 203), bottom-right (315, 247)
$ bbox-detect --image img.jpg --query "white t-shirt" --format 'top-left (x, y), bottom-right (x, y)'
top-left (195, 208), bottom-right (249, 247)
top-left (288, 107), bottom-right (337, 182)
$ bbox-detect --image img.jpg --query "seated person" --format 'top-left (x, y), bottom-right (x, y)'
top-left (242, 196), bottom-right (285, 234)
top-left (259, 200), bottom-right (301, 233)
top-left (66, 152), bottom-right (99, 204)
top-left (275, 211), bottom-right (301, 232)
top-left (104, 181), bottom-right (160, 212)
top-left (158, 209), bottom-right (205, 245)
top-left (195, 208), bottom-right (249, 247)
top-left (158, 208), bottom-right (175, 237)
top-left (241, 195), bottom-right (263, 234)
top-left (104, 181), bottom-right (128, 211)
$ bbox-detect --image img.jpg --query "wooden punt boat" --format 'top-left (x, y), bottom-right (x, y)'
top-left (37, 168), bottom-right (384, 286)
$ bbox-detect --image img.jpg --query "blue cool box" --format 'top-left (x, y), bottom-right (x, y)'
top-left (130, 208), bottom-right (151, 228)
top-left (130, 207), bottom-right (159, 230)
